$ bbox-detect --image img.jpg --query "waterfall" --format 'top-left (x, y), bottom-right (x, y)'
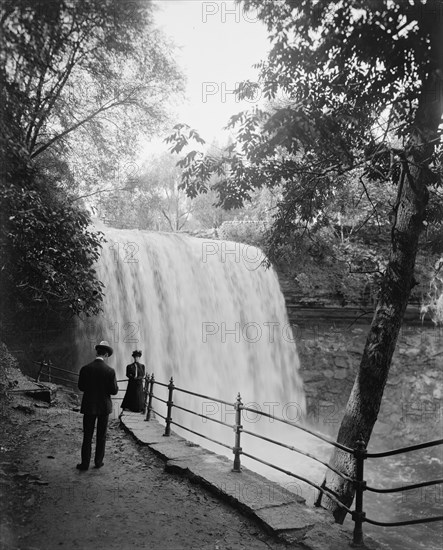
top-left (72, 226), bottom-right (442, 550)
top-left (77, 226), bottom-right (305, 407)
top-left (75, 226), bottom-right (315, 490)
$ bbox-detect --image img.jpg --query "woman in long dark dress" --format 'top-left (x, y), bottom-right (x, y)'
top-left (121, 350), bottom-right (146, 413)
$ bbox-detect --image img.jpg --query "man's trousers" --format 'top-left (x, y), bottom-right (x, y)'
top-left (81, 414), bottom-right (109, 467)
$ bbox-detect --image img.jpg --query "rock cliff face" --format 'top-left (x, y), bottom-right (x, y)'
top-left (291, 317), bottom-right (442, 448)
top-left (277, 269), bottom-right (441, 447)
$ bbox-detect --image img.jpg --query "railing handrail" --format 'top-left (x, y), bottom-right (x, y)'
top-left (158, 381), bottom-right (354, 453)
top-left (38, 373), bottom-right (77, 385)
top-left (240, 449), bottom-right (353, 514)
top-left (366, 438), bottom-right (443, 458)
top-left (172, 383), bottom-right (237, 408)
top-left (32, 361), bottom-right (78, 377)
top-left (152, 380), bottom-right (169, 388)
top-left (151, 378), bottom-right (241, 408)
top-left (151, 394), bottom-right (168, 405)
top-left (366, 478), bottom-right (443, 494)
top-left (365, 515), bottom-right (443, 528)
top-left (33, 362), bottom-right (443, 546)
top-left (241, 427), bottom-right (354, 483)
top-left (142, 374), bottom-right (443, 547)
top-left (35, 363), bottom-right (443, 456)
top-left (173, 402), bottom-right (235, 430)
top-left (240, 404), bottom-right (354, 454)
top-left (169, 419), bottom-right (233, 451)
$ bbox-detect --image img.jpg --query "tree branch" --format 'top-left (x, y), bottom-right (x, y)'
top-left (30, 93), bottom-right (137, 158)
top-left (161, 209), bottom-right (174, 231)
top-left (70, 186), bottom-right (135, 203)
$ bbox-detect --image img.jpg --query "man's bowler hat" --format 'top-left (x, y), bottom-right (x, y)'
top-left (95, 340), bottom-right (113, 357)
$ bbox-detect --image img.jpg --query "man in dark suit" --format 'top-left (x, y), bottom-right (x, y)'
top-left (76, 341), bottom-right (119, 471)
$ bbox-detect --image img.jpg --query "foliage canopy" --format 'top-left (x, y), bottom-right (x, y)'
top-left (0, 0), bottom-right (183, 326)
top-left (167, 0), bottom-right (442, 303)
top-left (166, 0), bottom-right (443, 520)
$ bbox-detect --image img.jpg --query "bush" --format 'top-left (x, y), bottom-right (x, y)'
top-left (218, 220), bottom-right (268, 248)
top-left (0, 144), bottom-right (105, 331)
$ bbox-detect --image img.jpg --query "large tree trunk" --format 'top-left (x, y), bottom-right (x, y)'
top-left (320, 21), bottom-right (442, 524)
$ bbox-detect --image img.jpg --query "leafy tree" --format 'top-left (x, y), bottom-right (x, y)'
top-left (190, 188), bottom-right (236, 229)
top-left (421, 256), bottom-right (443, 322)
top-left (96, 151), bottom-right (197, 231)
top-left (141, 152), bottom-right (198, 232)
top-left (0, 0), bottom-right (183, 161)
top-left (0, 147), bottom-right (105, 328)
top-left (0, 0), bottom-right (183, 332)
top-left (94, 184), bottom-right (164, 230)
top-left (187, 139), bottom-right (244, 231)
top-left (167, 0), bottom-right (443, 523)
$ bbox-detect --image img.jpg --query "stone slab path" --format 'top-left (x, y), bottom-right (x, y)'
top-left (120, 412), bottom-right (381, 550)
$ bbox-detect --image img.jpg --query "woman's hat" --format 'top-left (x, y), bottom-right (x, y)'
top-left (95, 340), bottom-right (113, 357)
top-left (132, 350), bottom-right (142, 358)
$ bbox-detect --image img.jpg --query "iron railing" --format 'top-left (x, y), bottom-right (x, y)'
top-left (29, 363), bottom-right (443, 546)
top-left (144, 374), bottom-right (443, 548)
top-left (33, 360), bottom-right (130, 390)
top-left (33, 360), bottom-right (78, 387)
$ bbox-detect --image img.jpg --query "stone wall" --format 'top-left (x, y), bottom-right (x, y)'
top-left (293, 320), bottom-right (443, 449)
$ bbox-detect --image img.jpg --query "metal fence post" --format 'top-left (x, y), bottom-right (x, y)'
top-left (145, 374), bottom-right (155, 421)
top-left (232, 393), bottom-right (243, 472)
top-left (352, 438), bottom-right (367, 547)
top-left (47, 361), bottom-right (51, 383)
top-left (143, 374), bottom-right (149, 415)
top-left (36, 361), bottom-right (44, 382)
top-left (314, 480), bottom-right (326, 508)
top-left (164, 377), bottom-right (174, 436)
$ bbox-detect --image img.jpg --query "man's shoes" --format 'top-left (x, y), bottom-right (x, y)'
top-left (94, 463), bottom-right (104, 469)
top-left (76, 463), bottom-right (89, 471)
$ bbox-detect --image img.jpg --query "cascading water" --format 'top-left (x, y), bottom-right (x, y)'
top-left (75, 226), bottom-right (316, 477)
top-left (74, 225), bottom-right (442, 550)
top-left (76, 226), bottom-right (304, 406)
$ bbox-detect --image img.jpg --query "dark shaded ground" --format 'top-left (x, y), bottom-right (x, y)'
top-left (0, 384), bottom-right (295, 550)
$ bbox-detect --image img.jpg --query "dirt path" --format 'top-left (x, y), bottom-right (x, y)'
top-left (0, 391), bottom-right (294, 550)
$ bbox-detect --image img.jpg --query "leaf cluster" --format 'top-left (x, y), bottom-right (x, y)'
top-left (0, 0), bottom-right (186, 333)
top-left (0, 0), bottom-right (183, 160)
top-left (0, 142), bottom-right (105, 325)
top-left (166, 0), bottom-right (442, 304)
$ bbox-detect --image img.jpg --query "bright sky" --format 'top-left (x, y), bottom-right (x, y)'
top-left (145, 0), bottom-right (270, 153)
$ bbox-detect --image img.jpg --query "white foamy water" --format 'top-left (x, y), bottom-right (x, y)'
top-left (77, 226), bottom-right (303, 400)
top-left (74, 225), bottom-right (442, 550)
top-left (75, 227), bottom-right (322, 484)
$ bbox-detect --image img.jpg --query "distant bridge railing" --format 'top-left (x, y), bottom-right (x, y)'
top-left (34, 361), bottom-right (130, 390)
top-left (143, 374), bottom-right (443, 548)
top-left (33, 360), bottom-right (78, 387)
